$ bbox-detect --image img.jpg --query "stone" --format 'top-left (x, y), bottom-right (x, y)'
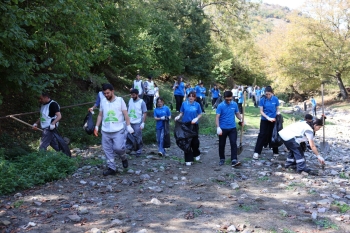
top-left (317, 199), bottom-right (331, 206)
top-left (33, 201), bottom-right (42, 206)
top-left (127, 169), bottom-right (135, 174)
top-left (148, 186), bottom-right (163, 193)
top-left (80, 180), bottom-right (87, 185)
top-left (173, 176), bottom-right (179, 180)
top-left (227, 225), bottom-right (236, 232)
top-left (78, 207), bottom-right (89, 215)
top-left (140, 174), bottom-right (151, 181)
top-left (90, 228), bottom-right (102, 233)
top-left (1, 220), bottom-right (11, 226)
top-left (331, 194), bottom-right (341, 200)
top-left (136, 229), bottom-right (148, 233)
top-left (330, 205), bottom-right (341, 212)
top-left (14, 193), bottom-right (22, 198)
top-left (230, 182), bottom-right (240, 189)
top-left (111, 219), bottom-right (123, 226)
top-left (68, 215), bottom-right (81, 222)
top-left (318, 207), bottom-right (326, 213)
top-left (217, 175), bottom-right (225, 182)
top-left (311, 212), bottom-right (317, 220)
top-left (150, 198), bottom-right (162, 205)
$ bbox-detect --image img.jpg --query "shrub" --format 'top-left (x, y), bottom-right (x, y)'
top-left (0, 150), bottom-right (78, 195)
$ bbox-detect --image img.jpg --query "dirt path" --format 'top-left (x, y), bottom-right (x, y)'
top-left (1, 107), bottom-right (350, 233)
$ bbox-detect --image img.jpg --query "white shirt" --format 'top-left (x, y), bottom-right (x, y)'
top-left (100, 97), bottom-right (127, 132)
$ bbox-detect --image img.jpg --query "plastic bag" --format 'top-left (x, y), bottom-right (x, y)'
top-left (163, 117), bottom-right (171, 148)
top-left (83, 112), bottom-right (95, 135)
top-left (213, 96), bottom-right (222, 109)
top-left (52, 129), bottom-right (71, 157)
top-left (270, 114), bottom-right (284, 148)
top-left (174, 121), bottom-right (198, 152)
top-left (126, 132), bottom-right (142, 151)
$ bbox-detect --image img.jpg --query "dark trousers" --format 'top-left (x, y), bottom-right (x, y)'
top-left (212, 98), bottom-right (218, 106)
top-left (238, 103), bottom-right (243, 114)
top-left (283, 139), bottom-right (307, 172)
top-left (146, 95), bottom-right (154, 110)
top-left (218, 128), bottom-right (237, 161)
top-left (196, 97), bottom-right (205, 113)
top-left (174, 95), bottom-right (184, 112)
top-left (184, 124), bottom-right (200, 162)
top-left (312, 106), bottom-right (316, 117)
top-left (254, 120), bottom-right (278, 154)
top-left (40, 129), bottom-right (59, 151)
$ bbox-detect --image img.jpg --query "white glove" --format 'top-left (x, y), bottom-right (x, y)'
top-left (95, 126), bottom-right (99, 131)
top-left (200, 96), bottom-right (203, 99)
top-left (191, 117), bottom-right (199, 124)
top-left (160, 116), bottom-right (166, 120)
top-left (217, 127), bottom-right (222, 135)
top-left (317, 155), bottom-right (325, 165)
top-left (140, 123), bottom-right (145, 129)
top-left (49, 124), bottom-right (55, 130)
top-left (175, 116), bottom-right (180, 121)
top-left (32, 123), bottom-right (37, 128)
top-left (127, 125), bottom-right (134, 134)
top-left (266, 117), bottom-right (275, 122)
top-left (277, 111), bottom-right (281, 115)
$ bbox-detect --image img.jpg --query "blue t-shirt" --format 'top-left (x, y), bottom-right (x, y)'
top-left (261, 87), bottom-right (265, 95)
top-left (154, 106), bottom-right (171, 129)
top-left (201, 87), bottom-right (206, 98)
top-left (255, 89), bottom-right (261, 97)
top-left (211, 88), bottom-right (220, 98)
top-left (180, 101), bottom-right (202, 123)
top-left (311, 98), bottom-right (316, 107)
top-left (216, 101), bottom-right (239, 129)
top-left (174, 82), bottom-right (185, 96)
top-left (186, 87), bottom-right (193, 95)
top-left (195, 86), bottom-right (202, 98)
top-left (238, 91), bottom-right (243, 104)
top-left (259, 95), bottom-right (280, 120)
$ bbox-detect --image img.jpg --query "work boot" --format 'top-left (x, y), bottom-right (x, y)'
top-left (122, 159), bottom-right (128, 168)
top-left (103, 168), bottom-right (117, 176)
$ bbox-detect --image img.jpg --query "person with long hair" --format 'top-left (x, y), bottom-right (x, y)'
top-left (173, 76), bottom-right (185, 112)
top-left (253, 86), bottom-right (280, 160)
top-left (279, 117), bottom-right (326, 174)
top-left (153, 97), bottom-right (171, 157)
top-left (174, 91), bottom-right (202, 165)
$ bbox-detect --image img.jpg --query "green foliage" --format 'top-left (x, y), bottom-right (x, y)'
top-left (0, 150), bottom-right (78, 195)
top-left (333, 201), bottom-right (350, 213)
top-left (315, 219), bottom-right (339, 230)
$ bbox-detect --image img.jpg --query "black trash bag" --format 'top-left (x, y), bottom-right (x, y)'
top-left (270, 114), bottom-right (284, 148)
top-left (213, 96), bottom-right (222, 109)
top-left (174, 121), bottom-right (198, 152)
top-left (83, 112), bottom-right (95, 135)
top-left (52, 129), bottom-right (71, 157)
top-left (163, 117), bottom-right (171, 148)
top-left (143, 95), bottom-right (150, 106)
top-left (126, 132), bottom-right (142, 151)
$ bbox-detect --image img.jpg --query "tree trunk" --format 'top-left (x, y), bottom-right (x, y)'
top-left (335, 72), bottom-right (349, 100)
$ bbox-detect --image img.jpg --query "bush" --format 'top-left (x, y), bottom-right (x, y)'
top-left (0, 150), bottom-right (78, 195)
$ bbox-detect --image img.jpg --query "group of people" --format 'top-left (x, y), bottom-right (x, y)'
top-left (32, 80), bottom-right (326, 176)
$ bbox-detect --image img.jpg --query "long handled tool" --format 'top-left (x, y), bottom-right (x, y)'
top-left (320, 82), bottom-right (330, 153)
top-left (9, 115), bottom-right (43, 132)
top-left (237, 91), bottom-right (246, 155)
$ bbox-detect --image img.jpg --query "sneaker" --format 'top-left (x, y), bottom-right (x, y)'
top-left (103, 168), bottom-right (117, 176)
top-left (297, 167), bottom-right (312, 174)
top-left (219, 159), bottom-right (225, 166)
top-left (195, 156), bottom-right (201, 161)
top-left (232, 160), bottom-right (241, 167)
top-left (158, 152), bottom-right (163, 157)
top-left (253, 153), bottom-right (259, 160)
top-left (273, 154), bottom-right (279, 157)
top-left (122, 159), bottom-right (128, 168)
top-left (185, 162), bottom-right (192, 166)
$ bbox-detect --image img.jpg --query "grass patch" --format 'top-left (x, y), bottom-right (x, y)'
top-left (339, 172), bottom-right (349, 179)
top-left (285, 182), bottom-right (305, 190)
top-left (316, 219), bottom-right (339, 230)
top-left (282, 229), bottom-right (296, 233)
top-left (0, 150), bottom-right (78, 195)
top-left (13, 200), bottom-right (24, 208)
top-left (333, 201), bottom-right (350, 213)
top-left (238, 204), bottom-right (253, 212)
top-left (257, 176), bottom-right (269, 182)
